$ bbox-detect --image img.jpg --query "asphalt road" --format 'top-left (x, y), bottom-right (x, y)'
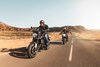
top-left (0, 35), bottom-right (100, 67)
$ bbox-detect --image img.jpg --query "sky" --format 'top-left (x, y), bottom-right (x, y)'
top-left (0, 0), bottom-right (100, 29)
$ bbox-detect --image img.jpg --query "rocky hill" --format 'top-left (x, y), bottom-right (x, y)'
top-left (0, 22), bottom-right (30, 31)
top-left (49, 26), bottom-right (86, 32)
top-left (0, 22), bottom-right (86, 32)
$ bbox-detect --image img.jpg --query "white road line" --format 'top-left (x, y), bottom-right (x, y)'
top-left (71, 40), bottom-right (73, 44)
top-left (69, 40), bottom-right (73, 62)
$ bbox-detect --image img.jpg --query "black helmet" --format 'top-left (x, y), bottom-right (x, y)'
top-left (40, 20), bottom-right (45, 24)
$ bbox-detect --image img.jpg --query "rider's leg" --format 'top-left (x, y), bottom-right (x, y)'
top-left (66, 34), bottom-right (68, 41)
top-left (45, 34), bottom-right (49, 45)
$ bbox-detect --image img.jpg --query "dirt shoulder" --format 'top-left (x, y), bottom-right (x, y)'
top-left (0, 32), bottom-right (61, 48)
top-left (74, 30), bottom-right (100, 41)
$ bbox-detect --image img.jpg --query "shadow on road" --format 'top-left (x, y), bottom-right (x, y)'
top-left (0, 47), bottom-right (29, 59)
top-left (50, 41), bottom-right (62, 45)
top-left (8, 47), bottom-right (29, 59)
top-left (0, 41), bottom-right (64, 59)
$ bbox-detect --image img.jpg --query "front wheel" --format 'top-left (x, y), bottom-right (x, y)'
top-left (27, 42), bottom-right (36, 58)
top-left (62, 37), bottom-right (66, 45)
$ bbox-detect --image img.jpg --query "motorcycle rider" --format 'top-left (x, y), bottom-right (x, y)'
top-left (60, 26), bottom-right (69, 41)
top-left (38, 20), bottom-right (50, 46)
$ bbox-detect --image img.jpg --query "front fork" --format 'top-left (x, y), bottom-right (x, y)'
top-left (36, 39), bottom-right (44, 51)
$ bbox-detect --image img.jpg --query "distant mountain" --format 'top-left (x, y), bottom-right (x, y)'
top-left (0, 22), bottom-right (30, 31)
top-left (0, 22), bottom-right (86, 32)
top-left (49, 26), bottom-right (86, 32)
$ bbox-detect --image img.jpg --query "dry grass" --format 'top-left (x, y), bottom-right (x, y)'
top-left (0, 38), bottom-right (31, 48)
top-left (0, 31), bottom-right (72, 53)
top-left (0, 30), bottom-right (100, 52)
top-left (0, 32), bottom-right (61, 49)
top-left (49, 32), bottom-right (61, 41)
top-left (0, 31), bottom-right (32, 39)
top-left (75, 30), bottom-right (100, 41)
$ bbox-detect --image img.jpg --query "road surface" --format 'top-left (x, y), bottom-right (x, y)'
top-left (0, 35), bottom-right (100, 67)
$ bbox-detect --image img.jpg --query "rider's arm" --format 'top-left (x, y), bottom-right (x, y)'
top-left (59, 30), bottom-right (63, 35)
top-left (45, 25), bottom-right (49, 32)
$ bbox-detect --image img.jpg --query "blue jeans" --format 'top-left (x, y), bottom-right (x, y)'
top-left (45, 33), bottom-right (49, 45)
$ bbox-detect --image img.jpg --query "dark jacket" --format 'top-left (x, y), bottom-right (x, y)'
top-left (60, 29), bottom-right (69, 34)
top-left (38, 24), bottom-right (49, 34)
top-left (38, 24), bottom-right (49, 30)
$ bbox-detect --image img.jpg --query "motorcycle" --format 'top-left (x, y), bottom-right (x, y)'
top-left (27, 28), bottom-right (50, 58)
top-left (62, 33), bottom-right (68, 45)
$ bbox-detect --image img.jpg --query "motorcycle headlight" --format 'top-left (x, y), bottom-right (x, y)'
top-left (62, 34), bottom-right (66, 37)
top-left (33, 33), bottom-right (37, 38)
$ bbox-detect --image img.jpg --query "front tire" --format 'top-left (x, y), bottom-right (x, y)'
top-left (27, 42), bottom-right (36, 58)
top-left (62, 37), bottom-right (65, 45)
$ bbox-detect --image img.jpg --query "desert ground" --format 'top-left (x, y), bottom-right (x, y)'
top-left (0, 32), bottom-right (62, 52)
top-left (75, 30), bottom-right (100, 41)
top-left (1, 30), bottom-right (100, 67)
top-left (0, 30), bottom-right (100, 52)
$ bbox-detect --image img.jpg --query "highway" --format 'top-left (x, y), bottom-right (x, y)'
top-left (0, 35), bottom-right (100, 67)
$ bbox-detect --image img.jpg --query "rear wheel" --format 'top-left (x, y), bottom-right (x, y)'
top-left (27, 42), bottom-right (36, 58)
